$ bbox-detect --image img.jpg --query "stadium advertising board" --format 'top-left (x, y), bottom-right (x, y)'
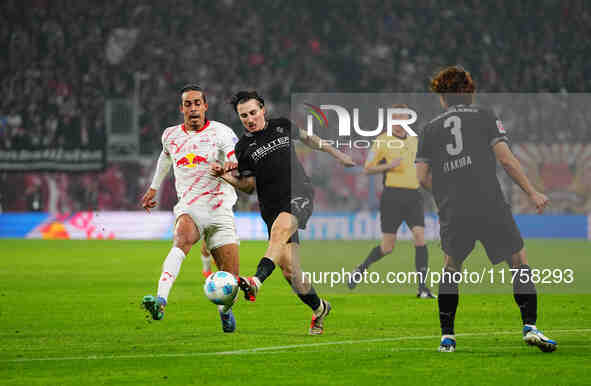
top-left (0, 212), bottom-right (587, 240)
top-left (0, 148), bottom-right (105, 172)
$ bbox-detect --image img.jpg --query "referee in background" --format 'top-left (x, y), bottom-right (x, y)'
top-left (348, 105), bottom-right (435, 299)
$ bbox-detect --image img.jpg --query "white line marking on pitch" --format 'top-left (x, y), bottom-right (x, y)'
top-left (2, 328), bottom-right (590, 363)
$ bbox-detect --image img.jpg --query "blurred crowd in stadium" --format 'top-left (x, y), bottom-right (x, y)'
top-left (1, 0), bottom-right (590, 213)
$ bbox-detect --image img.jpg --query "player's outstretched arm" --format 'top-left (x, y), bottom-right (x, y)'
top-left (297, 128), bottom-right (356, 167)
top-left (493, 142), bottom-right (549, 213)
top-left (210, 162), bottom-right (255, 194)
top-left (416, 162), bottom-right (432, 192)
top-left (141, 150), bottom-right (173, 212)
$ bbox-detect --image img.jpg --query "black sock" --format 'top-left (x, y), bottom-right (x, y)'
top-left (254, 257), bottom-right (275, 283)
top-left (513, 264), bottom-right (537, 325)
top-left (438, 269), bottom-right (459, 335)
top-left (297, 286), bottom-right (321, 311)
top-left (284, 275), bottom-right (322, 311)
top-left (359, 245), bottom-right (385, 271)
top-left (415, 245), bottom-right (428, 289)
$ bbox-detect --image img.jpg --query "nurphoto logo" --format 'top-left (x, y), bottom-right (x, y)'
top-left (304, 103), bottom-right (417, 149)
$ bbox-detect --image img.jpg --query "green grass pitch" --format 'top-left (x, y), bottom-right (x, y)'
top-left (1, 239), bottom-right (590, 385)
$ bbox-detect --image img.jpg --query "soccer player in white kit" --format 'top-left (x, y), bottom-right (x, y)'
top-left (140, 85), bottom-right (241, 332)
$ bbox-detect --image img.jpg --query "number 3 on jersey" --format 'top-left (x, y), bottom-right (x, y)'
top-left (444, 116), bottom-right (463, 156)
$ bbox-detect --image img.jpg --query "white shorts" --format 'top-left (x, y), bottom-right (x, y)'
top-left (173, 203), bottom-right (239, 251)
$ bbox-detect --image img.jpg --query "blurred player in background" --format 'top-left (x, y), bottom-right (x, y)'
top-left (140, 84), bottom-right (241, 333)
top-left (416, 66), bottom-right (556, 352)
top-left (200, 242), bottom-right (215, 278)
top-left (211, 90), bottom-right (355, 334)
top-left (348, 104), bottom-right (435, 299)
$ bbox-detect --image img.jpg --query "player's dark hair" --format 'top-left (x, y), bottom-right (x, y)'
top-left (230, 90), bottom-right (264, 112)
top-left (429, 66), bottom-right (475, 106)
top-left (180, 84), bottom-right (207, 104)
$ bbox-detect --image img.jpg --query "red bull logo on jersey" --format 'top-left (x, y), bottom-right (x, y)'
top-left (176, 153), bottom-right (208, 168)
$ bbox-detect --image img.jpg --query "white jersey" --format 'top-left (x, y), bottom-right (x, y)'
top-left (161, 120), bottom-right (238, 210)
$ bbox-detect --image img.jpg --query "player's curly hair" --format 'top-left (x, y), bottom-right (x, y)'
top-left (429, 66), bottom-right (475, 106)
top-left (230, 90), bottom-right (265, 112)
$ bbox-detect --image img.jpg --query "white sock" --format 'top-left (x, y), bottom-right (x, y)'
top-left (157, 247), bottom-right (186, 301)
top-left (201, 254), bottom-right (211, 272)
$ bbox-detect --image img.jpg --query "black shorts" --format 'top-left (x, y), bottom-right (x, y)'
top-left (260, 192), bottom-right (314, 244)
top-left (439, 205), bottom-right (524, 265)
top-left (380, 187), bottom-right (425, 234)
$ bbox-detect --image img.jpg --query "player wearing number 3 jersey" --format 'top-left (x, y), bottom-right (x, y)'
top-left (416, 66), bottom-right (556, 353)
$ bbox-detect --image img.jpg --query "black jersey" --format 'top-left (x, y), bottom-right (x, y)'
top-left (416, 104), bottom-right (509, 219)
top-left (235, 118), bottom-right (313, 212)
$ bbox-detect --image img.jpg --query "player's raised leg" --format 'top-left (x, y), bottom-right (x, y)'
top-left (278, 242), bottom-right (331, 335)
top-left (509, 248), bottom-right (557, 352)
top-left (238, 212), bottom-right (297, 301)
top-left (211, 242), bottom-right (240, 332)
top-left (142, 214), bottom-right (199, 320)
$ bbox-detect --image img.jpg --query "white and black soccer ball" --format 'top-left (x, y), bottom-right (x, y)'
top-left (203, 271), bottom-right (238, 306)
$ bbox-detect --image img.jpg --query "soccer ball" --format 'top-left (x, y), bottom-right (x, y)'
top-left (203, 271), bottom-right (238, 306)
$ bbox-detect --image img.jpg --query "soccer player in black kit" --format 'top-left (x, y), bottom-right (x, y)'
top-left (211, 91), bottom-right (355, 334)
top-left (415, 66), bottom-right (557, 353)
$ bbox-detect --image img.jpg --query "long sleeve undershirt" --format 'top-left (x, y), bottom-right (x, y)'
top-left (150, 150), bottom-right (173, 190)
